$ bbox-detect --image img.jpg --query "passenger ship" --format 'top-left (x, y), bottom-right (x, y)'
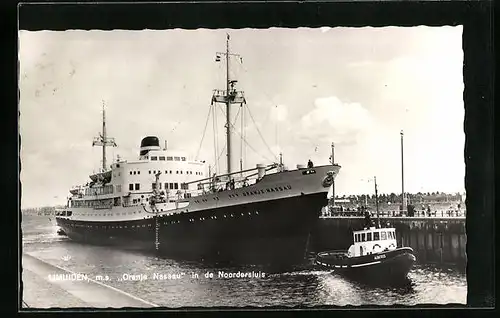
top-left (55, 35), bottom-right (341, 265)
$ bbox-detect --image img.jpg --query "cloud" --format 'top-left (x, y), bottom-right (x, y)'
top-left (299, 96), bottom-right (372, 146)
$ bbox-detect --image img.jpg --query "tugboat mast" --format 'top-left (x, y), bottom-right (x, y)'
top-left (92, 101), bottom-right (117, 172)
top-left (374, 176), bottom-right (381, 228)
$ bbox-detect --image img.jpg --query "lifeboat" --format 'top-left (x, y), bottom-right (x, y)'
top-left (89, 170), bottom-right (112, 183)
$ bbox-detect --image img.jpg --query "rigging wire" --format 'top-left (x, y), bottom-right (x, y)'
top-left (212, 104), bottom-right (220, 174)
top-left (240, 103), bottom-right (244, 172)
top-left (236, 60), bottom-right (281, 161)
top-left (213, 103), bottom-right (243, 172)
top-left (215, 102), bottom-right (241, 128)
top-left (217, 104), bottom-right (275, 163)
top-left (168, 83), bottom-right (197, 136)
top-left (195, 104), bottom-right (213, 161)
top-left (244, 103), bottom-right (279, 162)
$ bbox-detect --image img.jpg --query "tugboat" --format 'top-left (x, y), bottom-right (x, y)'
top-left (315, 225), bottom-right (416, 282)
top-left (315, 176), bottom-right (416, 283)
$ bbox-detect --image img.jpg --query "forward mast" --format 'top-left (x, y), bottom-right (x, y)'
top-left (92, 101), bottom-right (117, 172)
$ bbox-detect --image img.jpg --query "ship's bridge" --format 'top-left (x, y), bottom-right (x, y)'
top-left (348, 227), bottom-right (397, 258)
top-left (140, 149), bottom-right (191, 163)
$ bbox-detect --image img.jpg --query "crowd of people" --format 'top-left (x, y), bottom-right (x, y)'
top-left (325, 202), bottom-right (465, 218)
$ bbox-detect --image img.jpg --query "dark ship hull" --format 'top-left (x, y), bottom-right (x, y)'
top-left (56, 192), bottom-right (327, 266)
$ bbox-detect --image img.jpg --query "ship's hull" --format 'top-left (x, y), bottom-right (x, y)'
top-left (56, 192), bottom-right (327, 266)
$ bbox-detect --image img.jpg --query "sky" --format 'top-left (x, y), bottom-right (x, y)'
top-left (19, 26), bottom-right (464, 209)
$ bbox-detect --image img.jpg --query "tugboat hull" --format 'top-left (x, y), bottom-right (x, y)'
top-left (315, 247), bottom-right (416, 283)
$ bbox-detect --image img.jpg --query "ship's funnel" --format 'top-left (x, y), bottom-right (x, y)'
top-left (140, 136), bottom-right (161, 156)
top-left (256, 164), bottom-right (266, 179)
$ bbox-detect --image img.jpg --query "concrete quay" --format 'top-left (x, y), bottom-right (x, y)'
top-left (21, 253), bottom-right (157, 309)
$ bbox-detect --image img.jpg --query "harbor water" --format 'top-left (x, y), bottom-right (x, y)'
top-left (21, 215), bottom-right (466, 307)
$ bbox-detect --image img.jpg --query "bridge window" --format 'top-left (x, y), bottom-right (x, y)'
top-left (164, 183), bottom-right (168, 190)
top-left (152, 183), bottom-right (157, 190)
top-left (135, 183), bottom-right (140, 190)
top-left (367, 232), bottom-right (372, 241)
top-left (167, 157), bottom-right (173, 161)
top-left (159, 156), bottom-right (165, 161)
top-left (137, 171), bottom-right (140, 175)
top-left (174, 157), bottom-right (180, 161)
top-left (174, 183), bottom-right (178, 190)
top-left (374, 232), bottom-right (380, 240)
top-left (129, 171), bottom-right (132, 175)
top-left (149, 170), bottom-right (151, 174)
top-left (361, 233), bottom-right (366, 242)
top-left (181, 157), bottom-right (186, 161)
top-left (129, 184), bottom-right (133, 191)
top-left (381, 231), bottom-right (387, 240)
top-left (151, 156), bottom-right (158, 161)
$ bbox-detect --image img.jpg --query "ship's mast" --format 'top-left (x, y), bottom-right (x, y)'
top-left (92, 101), bottom-right (117, 172)
top-left (211, 34), bottom-right (246, 175)
top-left (225, 35), bottom-right (231, 174)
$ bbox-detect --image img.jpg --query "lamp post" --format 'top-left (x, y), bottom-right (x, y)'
top-left (400, 130), bottom-right (405, 215)
top-left (331, 142), bottom-right (335, 209)
top-left (359, 178), bottom-right (370, 207)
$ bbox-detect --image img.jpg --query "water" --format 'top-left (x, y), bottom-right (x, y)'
top-left (21, 215), bottom-right (467, 307)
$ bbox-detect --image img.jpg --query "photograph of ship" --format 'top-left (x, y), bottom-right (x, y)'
top-left (20, 26), bottom-right (467, 308)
